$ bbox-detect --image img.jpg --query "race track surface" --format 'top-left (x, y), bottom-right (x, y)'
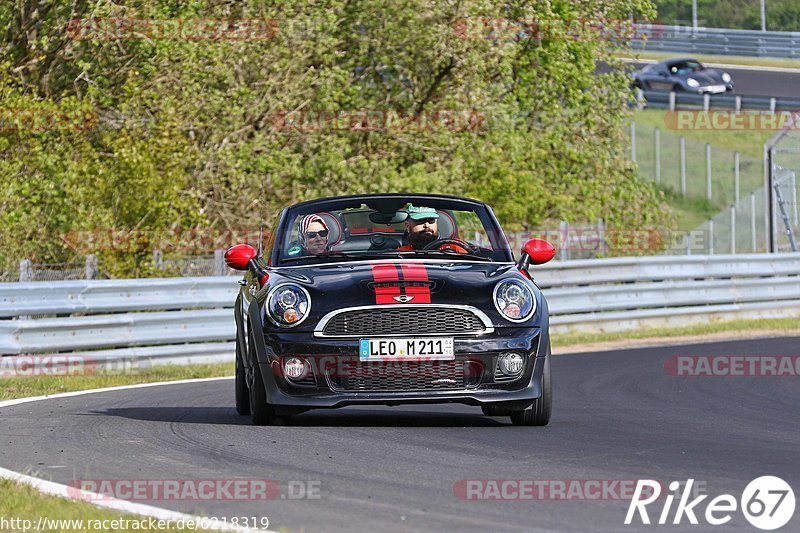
top-left (2, 337), bottom-right (798, 532)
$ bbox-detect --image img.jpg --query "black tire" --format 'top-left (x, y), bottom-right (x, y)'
top-left (510, 355), bottom-right (551, 426)
top-left (235, 339), bottom-right (250, 416)
top-left (248, 330), bottom-right (275, 426)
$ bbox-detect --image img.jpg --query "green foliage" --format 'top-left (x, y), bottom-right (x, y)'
top-left (652, 0), bottom-right (800, 31)
top-left (1, 0), bottom-right (672, 276)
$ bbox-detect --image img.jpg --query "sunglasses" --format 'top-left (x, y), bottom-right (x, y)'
top-left (305, 229), bottom-right (329, 239)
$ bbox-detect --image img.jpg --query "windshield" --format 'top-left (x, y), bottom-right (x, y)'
top-left (273, 198), bottom-right (513, 265)
top-left (669, 60), bottom-right (704, 75)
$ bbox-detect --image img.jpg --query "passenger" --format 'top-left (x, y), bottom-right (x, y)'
top-left (297, 214), bottom-right (330, 255)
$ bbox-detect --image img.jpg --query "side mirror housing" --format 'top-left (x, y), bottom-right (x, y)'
top-left (517, 238), bottom-right (555, 270)
top-left (224, 244), bottom-right (257, 271)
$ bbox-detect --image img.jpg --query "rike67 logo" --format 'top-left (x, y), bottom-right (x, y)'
top-left (626, 477), bottom-right (795, 530)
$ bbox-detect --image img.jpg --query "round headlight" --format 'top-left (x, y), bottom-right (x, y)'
top-left (493, 279), bottom-right (536, 322)
top-left (267, 284), bottom-right (310, 328)
top-left (722, 72), bottom-right (731, 83)
top-left (686, 78), bottom-right (700, 88)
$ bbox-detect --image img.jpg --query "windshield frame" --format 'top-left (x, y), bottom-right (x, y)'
top-left (270, 194), bottom-right (514, 267)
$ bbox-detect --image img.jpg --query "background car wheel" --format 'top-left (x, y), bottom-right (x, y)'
top-left (510, 354), bottom-right (551, 426)
top-left (248, 331), bottom-right (275, 426)
top-left (235, 340), bottom-right (250, 416)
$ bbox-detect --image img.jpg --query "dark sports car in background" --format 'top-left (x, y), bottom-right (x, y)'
top-left (225, 194), bottom-right (555, 426)
top-left (633, 58), bottom-right (734, 94)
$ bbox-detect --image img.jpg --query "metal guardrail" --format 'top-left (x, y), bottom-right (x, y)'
top-left (632, 24), bottom-right (800, 58)
top-left (640, 90), bottom-right (800, 112)
top-left (2, 254), bottom-right (800, 365)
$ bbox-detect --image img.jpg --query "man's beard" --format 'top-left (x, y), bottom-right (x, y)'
top-left (409, 229), bottom-right (439, 249)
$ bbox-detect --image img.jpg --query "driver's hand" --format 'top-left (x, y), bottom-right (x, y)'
top-left (438, 243), bottom-right (469, 254)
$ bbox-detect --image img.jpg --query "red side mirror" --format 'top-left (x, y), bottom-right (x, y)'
top-left (224, 244), bottom-right (257, 271)
top-left (522, 238), bottom-right (555, 265)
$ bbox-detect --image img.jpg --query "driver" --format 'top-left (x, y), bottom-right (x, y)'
top-left (397, 205), bottom-right (440, 251)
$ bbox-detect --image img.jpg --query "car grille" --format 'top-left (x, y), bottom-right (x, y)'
top-left (320, 307), bottom-right (486, 336)
top-left (326, 360), bottom-right (483, 392)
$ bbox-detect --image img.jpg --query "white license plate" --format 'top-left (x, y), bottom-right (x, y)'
top-left (359, 337), bottom-right (455, 361)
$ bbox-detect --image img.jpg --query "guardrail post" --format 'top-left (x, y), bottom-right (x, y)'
top-left (680, 136), bottom-right (687, 196)
top-left (735, 95), bottom-right (742, 112)
top-left (214, 249), bottom-right (225, 276)
top-left (769, 97), bottom-right (776, 113)
top-left (85, 254), bottom-right (98, 280)
top-left (655, 127), bottom-right (661, 183)
top-left (669, 91), bottom-right (676, 111)
top-left (630, 122), bottom-right (636, 162)
top-left (19, 259), bottom-right (32, 282)
top-left (731, 205), bottom-right (736, 254)
top-left (703, 94), bottom-right (710, 111)
top-left (751, 192), bottom-right (758, 252)
top-left (708, 219), bottom-right (715, 255)
top-left (636, 88), bottom-right (645, 110)
top-left (706, 143), bottom-right (712, 200)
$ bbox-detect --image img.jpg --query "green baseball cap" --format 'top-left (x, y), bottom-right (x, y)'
top-left (406, 204), bottom-right (440, 221)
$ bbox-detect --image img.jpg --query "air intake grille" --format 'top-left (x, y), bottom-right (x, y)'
top-left (321, 307), bottom-right (485, 336)
top-left (326, 360), bottom-right (483, 392)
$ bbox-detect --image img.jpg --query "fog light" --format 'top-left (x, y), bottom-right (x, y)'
top-left (498, 352), bottom-right (524, 375)
top-left (283, 357), bottom-right (309, 380)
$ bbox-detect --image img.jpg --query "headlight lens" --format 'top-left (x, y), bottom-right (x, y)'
top-left (687, 78), bottom-right (700, 88)
top-left (722, 72), bottom-right (731, 83)
top-left (267, 284), bottom-right (310, 327)
top-left (493, 279), bottom-right (536, 322)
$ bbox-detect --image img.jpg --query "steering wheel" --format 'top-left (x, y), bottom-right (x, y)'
top-left (422, 238), bottom-right (476, 254)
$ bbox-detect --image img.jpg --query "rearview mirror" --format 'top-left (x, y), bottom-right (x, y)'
top-left (224, 244), bottom-right (257, 271)
top-left (517, 238), bottom-right (555, 269)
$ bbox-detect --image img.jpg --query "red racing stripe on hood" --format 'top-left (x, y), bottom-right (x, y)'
top-left (371, 263), bottom-right (401, 304)
top-left (400, 264), bottom-right (431, 304)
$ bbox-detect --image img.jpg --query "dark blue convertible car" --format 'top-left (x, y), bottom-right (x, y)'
top-left (225, 194), bottom-right (555, 426)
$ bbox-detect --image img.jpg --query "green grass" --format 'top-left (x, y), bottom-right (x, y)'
top-left (0, 362), bottom-right (233, 401)
top-left (552, 316), bottom-right (800, 347)
top-left (0, 478), bottom-right (207, 532)
top-left (620, 50), bottom-right (800, 70)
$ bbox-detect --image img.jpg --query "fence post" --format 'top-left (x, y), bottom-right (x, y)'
top-left (560, 220), bottom-right (570, 261)
top-left (214, 249), bottom-right (225, 276)
top-left (703, 94), bottom-right (710, 111)
top-left (751, 192), bottom-right (757, 252)
top-left (735, 95), bottom-right (741, 112)
top-left (19, 259), bottom-right (32, 282)
top-left (654, 127), bottom-right (661, 184)
top-left (669, 91), bottom-right (676, 111)
top-left (680, 136), bottom-right (687, 196)
top-left (730, 205), bottom-right (736, 254)
top-left (734, 151), bottom-right (740, 206)
top-left (630, 122), bottom-right (636, 163)
top-left (708, 219), bottom-right (715, 255)
top-left (706, 143), bottom-right (712, 200)
top-left (85, 254), bottom-right (98, 280)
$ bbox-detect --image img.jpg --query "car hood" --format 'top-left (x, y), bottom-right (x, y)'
top-left (683, 70), bottom-right (722, 84)
top-left (267, 260), bottom-right (532, 328)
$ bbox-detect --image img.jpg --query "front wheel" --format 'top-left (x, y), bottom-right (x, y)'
top-left (247, 330), bottom-right (275, 426)
top-left (510, 355), bottom-right (551, 426)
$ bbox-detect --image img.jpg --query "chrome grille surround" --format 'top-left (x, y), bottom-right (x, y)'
top-left (314, 304), bottom-right (494, 338)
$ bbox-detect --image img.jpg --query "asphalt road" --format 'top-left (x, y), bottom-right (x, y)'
top-left (601, 61), bottom-right (800, 99)
top-left (2, 337), bottom-right (799, 532)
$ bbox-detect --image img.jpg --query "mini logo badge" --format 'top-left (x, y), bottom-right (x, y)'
top-left (393, 295), bottom-right (414, 303)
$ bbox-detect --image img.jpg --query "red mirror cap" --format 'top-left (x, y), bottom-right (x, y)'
top-left (522, 238), bottom-right (555, 265)
top-left (224, 244), bottom-right (257, 271)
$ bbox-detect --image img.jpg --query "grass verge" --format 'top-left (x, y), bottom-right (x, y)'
top-left (0, 478), bottom-right (208, 532)
top-left (619, 50), bottom-right (800, 70)
top-left (551, 316), bottom-right (800, 348)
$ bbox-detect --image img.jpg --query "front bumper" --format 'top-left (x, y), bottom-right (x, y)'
top-left (255, 327), bottom-right (549, 412)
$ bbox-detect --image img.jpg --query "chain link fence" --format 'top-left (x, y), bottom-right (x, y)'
top-left (769, 120), bottom-right (800, 252)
